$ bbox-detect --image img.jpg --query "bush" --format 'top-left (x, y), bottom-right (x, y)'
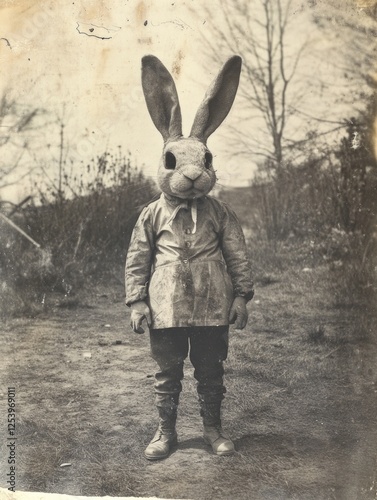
top-left (249, 119), bottom-right (377, 299)
top-left (0, 149), bottom-right (157, 314)
top-left (29, 150), bottom-right (156, 268)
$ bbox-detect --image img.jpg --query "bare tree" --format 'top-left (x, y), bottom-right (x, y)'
top-left (196, 0), bottom-right (353, 173)
top-left (198, 0), bottom-right (315, 171)
top-left (0, 95), bottom-right (42, 192)
top-left (307, 0), bottom-right (377, 163)
top-left (312, 0), bottom-right (377, 93)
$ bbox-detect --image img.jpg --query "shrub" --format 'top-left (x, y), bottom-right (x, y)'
top-left (0, 149), bottom-right (157, 314)
top-left (249, 119), bottom-right (377, 300)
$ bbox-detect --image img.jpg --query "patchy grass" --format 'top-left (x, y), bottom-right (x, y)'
top-left (1, 251), bottom-right (377, 499)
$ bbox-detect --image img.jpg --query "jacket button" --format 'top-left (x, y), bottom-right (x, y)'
top-left (183, 259), bottom-right (189, 264)
top-left (185, 241), bottom-right (191, 248)
top-left (184, 228), bottom-right (191, 234)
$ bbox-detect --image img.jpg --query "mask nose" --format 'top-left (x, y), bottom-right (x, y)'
top-left (181, 165), bottom-right (202, 181)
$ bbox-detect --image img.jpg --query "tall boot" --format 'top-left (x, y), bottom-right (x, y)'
top-left (144, 398), bottom-right (178, 460)
top-left (200, 400), bottom-right (235, 456)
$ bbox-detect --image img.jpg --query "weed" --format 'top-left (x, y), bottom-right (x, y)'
top-left (307, 325), bottom-right (326, 344)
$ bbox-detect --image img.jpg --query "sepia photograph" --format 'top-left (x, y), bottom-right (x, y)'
top-left (0, 1), bottom-right (377, 499)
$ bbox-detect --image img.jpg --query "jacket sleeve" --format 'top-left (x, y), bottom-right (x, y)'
top-left (125, 206), bottom-right (154, 306)
top-left (220, 203), bottom-right (254, 302)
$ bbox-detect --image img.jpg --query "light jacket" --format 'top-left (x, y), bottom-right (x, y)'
top-left (125, 193), bottom-right (254, 329)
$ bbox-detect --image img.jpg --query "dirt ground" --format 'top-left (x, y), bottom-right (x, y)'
top-left (1, 265), bottom-right (377, 500)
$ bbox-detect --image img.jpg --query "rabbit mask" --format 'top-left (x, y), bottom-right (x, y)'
top-left (141, 55), bottom-right (242, 200)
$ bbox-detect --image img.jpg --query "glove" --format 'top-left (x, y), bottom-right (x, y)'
top-left (228, 296), bottom-right (248, 330)
top-left (130, 301), bottom-right (152, 334)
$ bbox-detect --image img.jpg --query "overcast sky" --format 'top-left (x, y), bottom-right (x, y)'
top-left (0, 0), bottom-right (373, 202)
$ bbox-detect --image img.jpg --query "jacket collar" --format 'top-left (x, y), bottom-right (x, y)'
top-left (162, 193), bottom-right (206, 209)
top-left (162, 193), bottom-right (207, 234)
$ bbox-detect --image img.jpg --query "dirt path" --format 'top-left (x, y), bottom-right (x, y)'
top-left (1, 291), bottom-right (238, 498)
top-left (1, 277), bottom-right (377, 500)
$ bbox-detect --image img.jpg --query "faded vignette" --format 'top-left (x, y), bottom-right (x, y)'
top-left (1, 0), bottom-right (377, 499)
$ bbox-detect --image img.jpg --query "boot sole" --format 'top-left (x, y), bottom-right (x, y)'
top-left (144, 452), bottom-right (170, 461)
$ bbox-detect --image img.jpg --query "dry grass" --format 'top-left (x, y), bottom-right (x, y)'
top-left (1, 245), bottom-right (377, 499)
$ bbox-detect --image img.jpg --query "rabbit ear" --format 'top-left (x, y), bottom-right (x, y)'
top-left (190, 56), bottom-right (242, 142)
top-left (141, 55), bottom-right (182, 142)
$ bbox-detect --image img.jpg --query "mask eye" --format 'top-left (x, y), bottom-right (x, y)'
top-left (165, 151), bottom-right (176, 170)
top-left (205, 152), bottom-right (213, 169)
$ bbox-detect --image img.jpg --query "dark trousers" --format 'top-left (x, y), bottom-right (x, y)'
top-left (149, 326), bottom-right (229, 408)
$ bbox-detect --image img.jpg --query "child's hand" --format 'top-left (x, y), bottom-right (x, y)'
top-left (130, 301), bottom-right (152, 334)
top-left (229, 297), bottom-right (248, 330)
